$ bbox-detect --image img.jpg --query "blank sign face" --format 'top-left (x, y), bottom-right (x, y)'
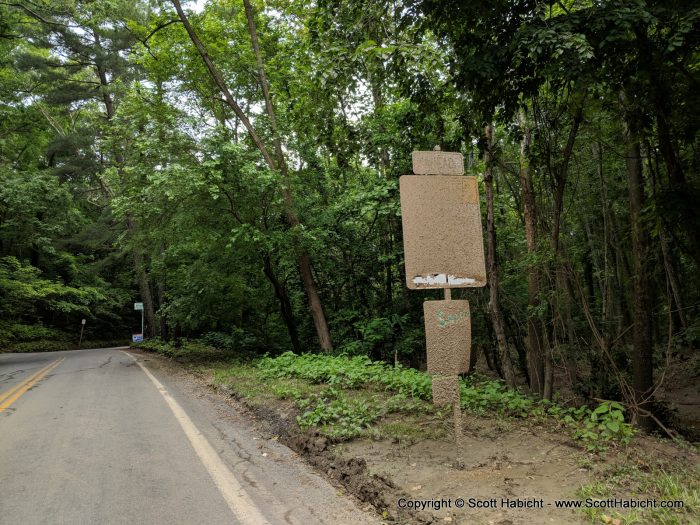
top-left (424, 300), bottom-right (471, 376)
top-left (412, 151), bottom-right (464, 175)
top-left (399, 175), bottom-right (486, 289)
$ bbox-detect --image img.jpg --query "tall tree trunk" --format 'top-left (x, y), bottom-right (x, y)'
top-left (262, 254), bottom-right (302, 354)
top-left (171, 0), bottom-right (333, 350)
top-left (518, 110), bottom-right (545, 396)
top-left (93, 31), bottom-right (156, 337)
top-left (544, 105), bottom-right (583, 401)
top-left (621, 96), bottom-right (654, 429)
top-left (659, 227), bottom-right (688, 331)
top-left (158, 244), bottom-right (168, 339)
top-left (484, 123), bottom-right (517, 388)
top-left (242, 0), bottom-right (332, 351)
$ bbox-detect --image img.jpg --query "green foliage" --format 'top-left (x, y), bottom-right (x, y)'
top-left (256, 351), bottom-right (635, 451)
top-left (578, 459), bottom-right (700, 525)
top-left (0, 0), bottom-right (697, 447)
top-left (200, 330), bottom-right (261, 353)
top-left (295, 387), bottom-right (382, 440)
top-left (7, 340), bottom-right (71, 353)
top-left (0, 257), bottom-right (127, 335)
top-left (258, 351), bottom-right (432, 399)
top-left (0, 322), bottom-right (67, 348)
top-left (571, 401), bottom-right (636, 454)
top-left (135, 338), bottom-right (229, 363)
top-left (3, 339), bottom-right (128, 353)
top-left (0, 170), bottom-right (79, 263)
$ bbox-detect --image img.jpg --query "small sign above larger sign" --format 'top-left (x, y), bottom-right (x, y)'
top-left (412, 151), bottom-right (464, 175)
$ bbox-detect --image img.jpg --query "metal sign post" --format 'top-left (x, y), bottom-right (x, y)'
top-left (79, 318), bottom-right (86, 348)
top-left (399, 148), bottom-right (487, 445)
top-left (133, 302), bottom-right (144, 343)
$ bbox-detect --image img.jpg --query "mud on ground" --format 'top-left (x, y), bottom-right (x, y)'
top-left (135, 349), bottom-right (699, 525)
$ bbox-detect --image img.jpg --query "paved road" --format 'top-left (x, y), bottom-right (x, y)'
top-left (0, 348), bottom-right (380, 525)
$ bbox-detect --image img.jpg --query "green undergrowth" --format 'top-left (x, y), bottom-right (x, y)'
top-left (135, 338), bottom-right (233, 363)
top-left (137, 342), bottom-right (637, 451)
top-left (0, 321), bottom-right (128, 352)
top-left (256, 351), bottom-right (636, 451)
top-left (578, 453), bottom-right (700, 524)
top-left (3, 339), bottom-right (129, 352)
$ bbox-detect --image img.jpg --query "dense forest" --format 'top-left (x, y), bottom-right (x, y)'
top-left (1, 0), bottom-right (698, 431)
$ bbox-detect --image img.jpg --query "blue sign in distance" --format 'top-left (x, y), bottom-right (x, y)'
top-left (132, 334), bottom-right (144, 343)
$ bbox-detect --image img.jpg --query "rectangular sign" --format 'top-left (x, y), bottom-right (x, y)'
top-left (424, 300), bottom-right (471, 376)
top-left (399, 175), bottom-right (486, 289)
top-left (132, 334), bottom-right (144, 343)
top-left (412, 151), bottom-right (464, 175)
top-left (134, 302), bottom-right (144, 311)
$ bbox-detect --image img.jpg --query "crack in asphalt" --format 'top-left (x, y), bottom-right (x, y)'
top-left (0, 369), bottom-right (27, 382)
top-left (0, 366), bottom-right (44, 383)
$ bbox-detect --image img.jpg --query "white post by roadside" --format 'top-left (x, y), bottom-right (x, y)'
top-left (79, 318), bottom-right (86, 348)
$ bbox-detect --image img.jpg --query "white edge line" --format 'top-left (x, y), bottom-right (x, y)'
top-left (122, 351), bottom-right (270, 525)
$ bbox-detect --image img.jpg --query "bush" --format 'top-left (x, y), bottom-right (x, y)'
top-left (135, 338), bottom-right (229, 362)
top-left (0, 322), bottom-right (69, 348)
top-left (8, 340), bottom-right (71, 352)
top-left (570, 401), bottom-right (636, 453)
top-left (200, 329), bottom-right (259, 352)
top-left (2, 338), bottom-right (128, 353)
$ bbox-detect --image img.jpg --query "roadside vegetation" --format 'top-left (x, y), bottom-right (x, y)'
top-left (137, 338), bottom-right (644, 452)
top-left (0, 322), bottom-right (127, 353)
top-left (1, 0), bottom-right (697, 438)
top-left (578, 458), bottom-right (700, 525)
top-left (2, 1), bottom-right (698, 520)
top-left (136, 337), bottom-right (699, 524)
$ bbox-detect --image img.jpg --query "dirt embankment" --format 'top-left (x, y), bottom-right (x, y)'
top-left (218, 385), bottom-right (436, 524)
top-left (194, 371), bottom-right (594, 524)
top-left (134, 348), bottom-right (699, 525)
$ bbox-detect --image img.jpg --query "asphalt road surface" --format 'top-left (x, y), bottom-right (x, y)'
top-left (0, 348), bottom-right (380, 525)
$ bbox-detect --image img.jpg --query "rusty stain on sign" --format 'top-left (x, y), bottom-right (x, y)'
top-left (412, 151), bottom-right (464, 175)
top-left (400, 175), bottom-right (486, 289)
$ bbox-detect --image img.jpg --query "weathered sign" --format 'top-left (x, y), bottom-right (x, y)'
top-left (431, 374), bottom-right (461, 407)
top-left (399, 175), bottom-right (487, 289)
top-left (412, 151), bottom-right (464, 175)
top-left (424, 300), bottom-right (471, 376)
top-left (399, 148), bottom-right (484, 439)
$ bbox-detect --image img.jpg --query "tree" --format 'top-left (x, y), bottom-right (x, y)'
top-left (169, 0), bottom-right (333, 350)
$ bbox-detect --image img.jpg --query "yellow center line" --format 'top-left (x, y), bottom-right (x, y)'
top-left (0, 358), bottom-right (64, 413)
top-left (0, 358), bottom-right (62, 405)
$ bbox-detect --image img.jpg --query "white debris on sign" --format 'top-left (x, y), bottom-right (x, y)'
top-left (412, 274), bottom-right (476, 286)
top-left (446, 276), bottom-right (476, 285)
